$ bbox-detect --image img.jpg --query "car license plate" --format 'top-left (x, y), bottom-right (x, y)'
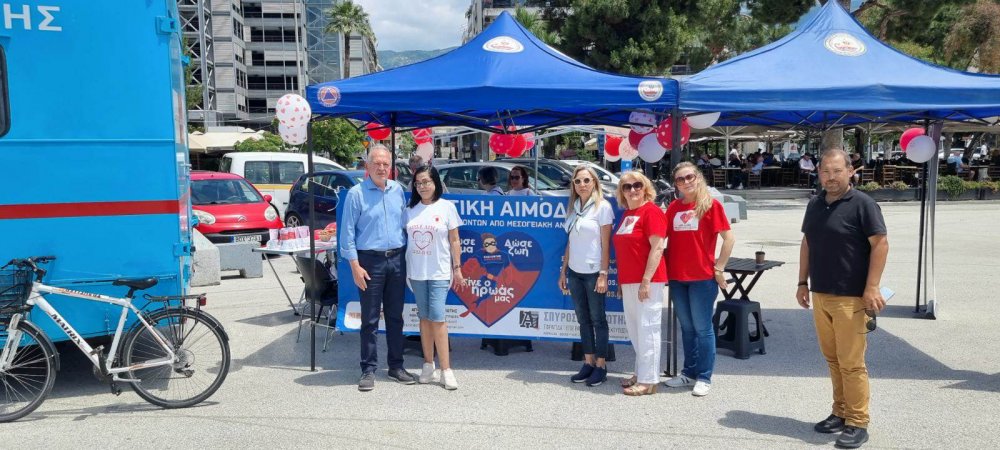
top-left (233, 235), bottom-right (262, 243)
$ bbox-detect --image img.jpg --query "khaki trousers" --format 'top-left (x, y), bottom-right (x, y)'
top-left (812, 292), bottom-right (870, 428)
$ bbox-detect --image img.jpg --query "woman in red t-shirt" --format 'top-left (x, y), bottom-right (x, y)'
top-left (611, 171), bottom-right (667, 396)
top-left (662, 162), bottom-right (735, 397)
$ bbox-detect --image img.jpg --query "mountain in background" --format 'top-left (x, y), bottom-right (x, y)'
top-left (378, 47), bottom-right (457, 70)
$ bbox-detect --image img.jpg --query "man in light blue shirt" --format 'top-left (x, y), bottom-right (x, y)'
top-left (341, 144), bottom-right (415, 391)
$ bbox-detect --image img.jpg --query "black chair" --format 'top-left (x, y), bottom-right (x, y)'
top-left (293, 255), bottom-right (338, 352)
top-left (712, 299), bottom-right (767, 359)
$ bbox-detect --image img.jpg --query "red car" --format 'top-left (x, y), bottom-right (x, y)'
top-left (190, 171), bottom-right (282, 245)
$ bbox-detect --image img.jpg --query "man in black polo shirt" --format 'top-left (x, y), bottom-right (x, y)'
top-left (796, 149), bottom-right (888, 449)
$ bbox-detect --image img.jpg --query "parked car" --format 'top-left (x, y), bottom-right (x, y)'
top-left (395, 160), bottom-right (413, 186)
top-left (190, 171), bottom-right (283, 245)
top-left (285, 170), bottom-right (366, 228)
top-left (500, 157), bottom-right (619, 194)
top-left (563, 159), bottom-right (621, 184)
top-left (220, 152), bottom-right (346, 219)
top-left (435, 162), bottom-right (569, 196)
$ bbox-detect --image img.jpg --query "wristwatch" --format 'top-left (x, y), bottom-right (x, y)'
top-left (598, 270), bottom-right (608, 275)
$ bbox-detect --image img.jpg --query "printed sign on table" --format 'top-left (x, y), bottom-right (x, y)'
top-left (336, 193), bottom-right (630, 343)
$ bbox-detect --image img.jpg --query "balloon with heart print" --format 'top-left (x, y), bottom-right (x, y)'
top-left (605, 135), bottom-right (622, 157)
top-left (489, 133), bottom-right (515, 155)
top-left (278, 123), bottom-right (307, 146)
top-left (655, 117), bottom-right (691, 149)
top-left (686, 112), bottom-right (720, 129)
top-left (366, 122), bottom-right (391, 141)
top-left (415, 142), bottom-right (434, 161)
top-left (619, 140), bottom-right (638, 161)
top-left (628, 110), bottom-right (657, 134)
top-left (275, 94), bottom-right (311, 127)
top-left (637, 133), bottom-right (666, 162)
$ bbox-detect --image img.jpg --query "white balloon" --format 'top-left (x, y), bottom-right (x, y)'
top-left (416, 142), bottom-right (434, 161)
top-left (604, 152), bottom-right (621, 162)
top-left (637, 133), bottom-right (667, 162)
top-left (686, 112), bottom-right (721, 129)
top-left (628, 110), bottom-right (657, 134)
top-left (275, 93), bottom-right (312, 127)
top-left (906, 135), bottom-right (936, 163)
top-left (279, 123), bottom-right (307, 146)
top-left (619, 141), bottom-right (638, 161)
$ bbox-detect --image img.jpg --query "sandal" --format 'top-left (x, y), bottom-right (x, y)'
top-left (623, 383), bottom-right (658, 396)
top-left (620, 375), bottom-right (638, 388)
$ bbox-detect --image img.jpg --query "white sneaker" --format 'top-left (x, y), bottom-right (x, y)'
top-left (419, 362), bottom-right (440, 384)
top-left (692, 380), bottom-right (712, 397)
top-left (442, 368), bottom-right (458, 390)
top-left (664, 375), bottom-right (695, 388)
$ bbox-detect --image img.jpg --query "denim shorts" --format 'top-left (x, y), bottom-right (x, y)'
top-left (410, 279), bottom-right (450, 322)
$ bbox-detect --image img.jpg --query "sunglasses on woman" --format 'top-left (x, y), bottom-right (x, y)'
top-left (509, 175), bottom-right (522, 181)
top-left (573, 178), bottom-right (592, 185)
top-left (674, 173), bottom-right (697, 184)
top-left (622, 181), bottom-right (644, 191)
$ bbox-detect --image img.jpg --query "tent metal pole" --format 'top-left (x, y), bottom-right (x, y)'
top-left (926, 122), bottom-right (941, 319)
top-left (390, 113), bottom-right (397, 178)
top-left (306, 121), bottom-right (316, 372)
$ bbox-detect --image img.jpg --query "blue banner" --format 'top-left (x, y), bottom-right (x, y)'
top-left (336, 193), bottom-right (630, 342)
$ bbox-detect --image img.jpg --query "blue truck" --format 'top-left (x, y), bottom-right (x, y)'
top-left (0, 2), bottom-right (193, 341)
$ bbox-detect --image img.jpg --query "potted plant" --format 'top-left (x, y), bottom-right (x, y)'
top-left (980, 180), bottom-right (1000, 200)
top-left (937, 175), bottom-right (978, 201)
top-left (858, 181), bottom-right (916, 202)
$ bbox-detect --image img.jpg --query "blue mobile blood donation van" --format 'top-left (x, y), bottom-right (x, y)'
top-left (0, 2), bottom-right (193, 341)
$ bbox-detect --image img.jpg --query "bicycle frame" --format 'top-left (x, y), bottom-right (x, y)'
top-left (0, 280), bottom-right (177, 381)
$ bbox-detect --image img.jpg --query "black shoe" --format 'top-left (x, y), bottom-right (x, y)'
top-left (835, 426), bottom-right (869, 449)
top-left (814, 414), bottom-right (846, 434)
top-left (585, 366), bottom-right (607, 387)
top-left (570, 363), bottom-right (594, 383)
top-left (358, 372), bottom-right (375, 392)
top-left (388, 368), bottom-right (417, 385)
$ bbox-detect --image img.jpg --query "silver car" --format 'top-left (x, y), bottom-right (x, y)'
top-left (435, 162), bottom-right (570, 196)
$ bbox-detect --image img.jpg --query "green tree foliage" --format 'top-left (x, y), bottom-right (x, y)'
top-left (233, 132), bottom-right (288, 152)
top-left (310, 119), bottom-right (366, 165)
top-left (514, 6), bottom-right (561, 46)
top-left (325, 1), bottom-right (375, 79)
top-left (683, 0), bottom-right (799, 71)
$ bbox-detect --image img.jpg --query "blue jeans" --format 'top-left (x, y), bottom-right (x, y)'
top-left (671, 279), bottom-right (719, 382)
top-left (410, 279), bottom-right (449, 322)
top-left (357, 251), bottom-right (406, 374)
top-left (568, 269), bottom-right (609, 359)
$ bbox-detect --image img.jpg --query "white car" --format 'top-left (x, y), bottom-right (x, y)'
top-left (563, 160), bottom-right (620, 184)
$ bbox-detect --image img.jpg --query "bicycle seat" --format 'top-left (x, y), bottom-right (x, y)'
top-left (112, 278), bottom-right (158, 290)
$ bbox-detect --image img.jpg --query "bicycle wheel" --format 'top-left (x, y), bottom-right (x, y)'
top-left (122, 309), bottom-right (230, 408)
top-left (0, 321), bottom-right (56, 422)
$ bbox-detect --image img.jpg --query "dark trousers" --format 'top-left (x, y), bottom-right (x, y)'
top-left (357, 251), bottom-right (406, 374)
top-left (568, 269), bottom-right (609, 359)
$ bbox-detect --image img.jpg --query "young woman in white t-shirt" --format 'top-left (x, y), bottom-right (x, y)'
top-left (558, 165), bottom-right (614, 387)
top-left (405, 166), bottom-right (465, 390)
top-left (506, 165), bottom-right (536, 196)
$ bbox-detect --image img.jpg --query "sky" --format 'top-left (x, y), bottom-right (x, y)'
top-left (356, 0), bottom-right (468, 51)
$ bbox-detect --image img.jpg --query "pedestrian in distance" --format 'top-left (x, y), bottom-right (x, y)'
top-left (506, 165), bottom-right (536, 196)
top-left (478, 166), bottom-right (505, 196)
top-left (559, 165), bottom-right (614, 386)
top-left (405, 166), bottom-right (464, 390)
top-left (340, 144), bottom-right (416, 392)
top-left (612, 171), bottom-right (667, 396)
top-left (662, 162), bottom-right (735, 397)
top-left (797, 148), bottom-right (889, 449)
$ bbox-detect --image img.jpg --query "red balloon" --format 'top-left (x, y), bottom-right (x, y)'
top-left (412, 128), bottom-right (432, 140)
top-left (900, 127), bottom-right (925, 151)
top-left (509, 134), bottom-right (528, 157)
top-left (605, 135), bottom-right (622, 157)
top-left (490, 133), bottom-right (516, 155)
top-left (366, 122), bottom-right (390, 141)
top-left (655, 117), bottom-right (691, 149)
top-left (628, 130), bottom-right (646, 149)
top-left (415, 136), bottom-right (432, 145)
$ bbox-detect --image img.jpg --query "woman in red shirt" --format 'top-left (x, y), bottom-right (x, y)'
top-left (612, 171), bottom-right (667, 396)
top-left (662, 162), bottom-right (735, 397)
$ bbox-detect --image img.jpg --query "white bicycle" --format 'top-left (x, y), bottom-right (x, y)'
top-left (0, 256), bottom-right (230, 422)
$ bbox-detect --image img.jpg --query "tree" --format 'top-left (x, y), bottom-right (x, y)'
top-left (310, 119), bottom-right (367, 165)
top-left (233, 132), bottom-right (288, 152)
top-left (514, 6), bottom-right (560, 46)
top-left (683, 0), bottom-right (799, 71)
top-left (325, 1), bottom-right (375, 79)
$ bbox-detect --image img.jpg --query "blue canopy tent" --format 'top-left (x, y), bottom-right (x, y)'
top-left (680, 0), bottom-right (1000, 129)
top-left (680, 1), bottom-right (1000, 319)
top-left (306, 11), bottom-right (678, 133)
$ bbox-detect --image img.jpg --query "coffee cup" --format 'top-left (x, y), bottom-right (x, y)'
top-left (755, 251), bottom-right (766, 265)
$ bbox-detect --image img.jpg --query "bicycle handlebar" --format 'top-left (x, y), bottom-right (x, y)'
top-left (3, 256), bottom-right (56, 281)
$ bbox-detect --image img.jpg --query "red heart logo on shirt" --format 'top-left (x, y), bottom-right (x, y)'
top-left (680, 211), bottom-right (694, 223)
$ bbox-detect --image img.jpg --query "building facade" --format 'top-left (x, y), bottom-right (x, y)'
top-left (463, 0), bottom-right (551, 43)
top-left (184, 0), bottom-right (378, 128)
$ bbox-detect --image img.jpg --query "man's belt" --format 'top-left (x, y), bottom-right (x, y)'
top-left (358, 247), bottom-right (404, 258)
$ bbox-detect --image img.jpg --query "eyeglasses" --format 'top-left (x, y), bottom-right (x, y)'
top-left (509, 175), bottom-right (522, 181)
top-left (573, 178), bottom-right (593, 186)
top-left (414, 180), bottom-right (434, 187)
top-left (483, 241), bottom-right (497, 248)
top-left (674, 173), bottom-right (697, 184)
top-left (856, 309), bottom-right (877, 334)
top-left (622, 181), bottom-right (644, 192)
top-left (370, 162), bottom-right (391, 169)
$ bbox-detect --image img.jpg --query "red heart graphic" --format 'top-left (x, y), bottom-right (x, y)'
top-left (453, 232), bottom-right (541, 327)
top-left (680, 211), bottom-right (693, 223)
